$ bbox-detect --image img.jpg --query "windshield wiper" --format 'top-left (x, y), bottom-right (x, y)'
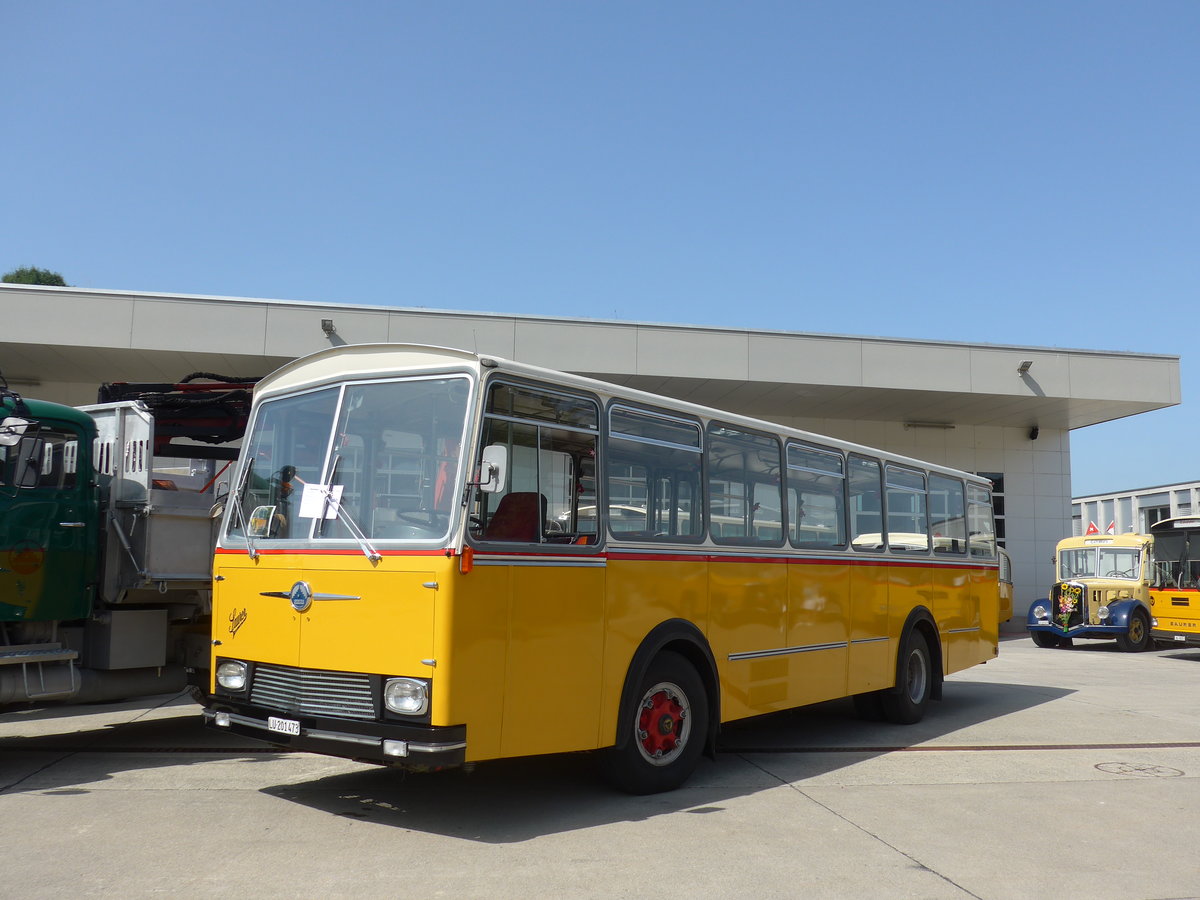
top-left (313, 467), bottom-right (381, 563)
top-left (230, 458), bottom-right (258, 559)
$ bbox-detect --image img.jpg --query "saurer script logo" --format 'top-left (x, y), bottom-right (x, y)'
top-left (228, 607), bottom-right (248, 637)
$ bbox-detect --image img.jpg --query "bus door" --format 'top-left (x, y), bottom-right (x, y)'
top-left (470, 381), bottom-right (605, 757)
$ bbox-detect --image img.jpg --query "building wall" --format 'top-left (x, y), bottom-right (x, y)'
top-left (1074, 481), bottom-right (1200, 535)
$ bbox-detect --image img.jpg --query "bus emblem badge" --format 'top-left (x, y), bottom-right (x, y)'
top-left (288, 581), bottom-right (313, 613)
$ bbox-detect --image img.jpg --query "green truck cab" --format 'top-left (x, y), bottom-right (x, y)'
top-left (0, 376), bottom-right (254, 706)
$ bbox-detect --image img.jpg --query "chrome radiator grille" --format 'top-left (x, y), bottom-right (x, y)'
top-left (250, 664), bottom-right (376, 720)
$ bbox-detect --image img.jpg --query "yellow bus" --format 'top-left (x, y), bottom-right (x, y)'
top-left (1149, 517), bottom-right (1200, 646)
top-left (204, 344), bottom-right (1003, 793)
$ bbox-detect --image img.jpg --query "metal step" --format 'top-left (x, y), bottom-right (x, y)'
top-left (0, 645), bottom-right (80, 667)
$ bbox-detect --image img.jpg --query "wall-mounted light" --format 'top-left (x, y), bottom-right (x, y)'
top-left (1017, 359), bottom-right (1033, 375)
top-left (1029, 425), bottom-right (1040, 441)
top-left (321, 319), bottom-right (336, 336)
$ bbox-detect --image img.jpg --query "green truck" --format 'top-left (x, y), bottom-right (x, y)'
top-left (0, 374), bottom-right (254, 706)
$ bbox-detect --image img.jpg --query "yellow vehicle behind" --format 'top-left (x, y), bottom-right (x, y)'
top-left (1149, 517), bottom-right (1200, 646)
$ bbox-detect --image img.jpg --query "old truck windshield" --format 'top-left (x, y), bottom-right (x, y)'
top-left (226, 376), bottom-right (470, 545)
top-left (1059, 547), bottom-right (1141, 581)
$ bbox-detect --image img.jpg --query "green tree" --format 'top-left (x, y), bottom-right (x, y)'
top-left (2, 266), bottom-right (68, 286)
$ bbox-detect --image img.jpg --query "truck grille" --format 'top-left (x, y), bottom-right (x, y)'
top-left (250, 664), bottom-right (376, 720)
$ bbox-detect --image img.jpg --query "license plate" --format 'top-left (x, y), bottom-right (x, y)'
top-left (1175, 635), bottom-right (1187, 642)
top-left (268, 716), bottom-right (301, 736)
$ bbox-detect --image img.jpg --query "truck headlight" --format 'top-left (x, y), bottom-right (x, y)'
top-left (1032, 604), bottom-right (1048, 619)
top-left (384, 677), bottom-right (429, 716)
top-left (1098, 606), bottom-right (1110, 621)
top-left (216, 660), bottom-right (248, 691)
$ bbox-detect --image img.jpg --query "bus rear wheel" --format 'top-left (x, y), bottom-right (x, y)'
top-left (601, 651), bottom-right (708, 795)
top-left (880, 629), bottom-right (932, 725)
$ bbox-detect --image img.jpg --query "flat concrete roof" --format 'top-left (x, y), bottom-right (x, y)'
top-left (0, 283), bottom-right (1180, 429)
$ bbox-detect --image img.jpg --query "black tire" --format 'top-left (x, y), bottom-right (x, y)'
top-left (1031, 630), bottom-right (1063, 649)
top-left (1116, 610), bottom-right (1151, 652)
top-left (601, 651), bottom-right (708, 795)
top-left (880, 629), bottom-right (932, 725)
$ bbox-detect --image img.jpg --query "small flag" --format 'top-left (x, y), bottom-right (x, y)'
top-left (1085, 521), bottom-right (1100, 535)
top-left (1106, 521), bottom-right (1116, 534)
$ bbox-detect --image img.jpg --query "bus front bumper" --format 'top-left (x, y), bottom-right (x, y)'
top-left (1150, 629), bottom-right (1200, 647)
top-left (203, 703), bottom-right (467, 769)
top-left (1027, 622), bottom-right (1129, 639)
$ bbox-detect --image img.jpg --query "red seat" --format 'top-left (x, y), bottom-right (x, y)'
top-left (483, 492), bottom-right (546, 542)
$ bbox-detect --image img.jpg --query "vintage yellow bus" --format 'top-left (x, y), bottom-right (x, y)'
top-left (1149, 517), bottom-right (1200, 646)
top-left (204, 344), bottom-right (1003, 793)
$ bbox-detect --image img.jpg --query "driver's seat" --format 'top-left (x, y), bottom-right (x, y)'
top-left (483, 492), bottom-right (546, 542)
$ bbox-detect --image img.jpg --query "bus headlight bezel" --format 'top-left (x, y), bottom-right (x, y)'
top-left (384, 677), bottom-right (430, 716)
top-left (216, 660), bottom-right (248, 692)
top-left (1032, 604), bottom-right (1048, 620)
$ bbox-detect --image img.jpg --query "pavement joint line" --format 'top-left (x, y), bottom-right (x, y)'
top-left (739, 752), bottom-right (986, 900)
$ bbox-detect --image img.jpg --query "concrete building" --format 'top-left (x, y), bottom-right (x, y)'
top-left (0, 283), bottom-right (1181, 620)
top-left (1074, 481), bottom-right (1200, 536)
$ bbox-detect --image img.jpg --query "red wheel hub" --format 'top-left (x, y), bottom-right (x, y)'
top-left (638, 688), bottom-right (684, 758)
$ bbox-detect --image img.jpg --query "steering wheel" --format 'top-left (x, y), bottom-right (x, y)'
top-left (1105, 569), bottom-right (1134, 578)
top-left (393, 510), bottom-right (447, 531)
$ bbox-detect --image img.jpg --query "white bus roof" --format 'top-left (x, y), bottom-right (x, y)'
top-left (254, 342), bottom-right (994, 487)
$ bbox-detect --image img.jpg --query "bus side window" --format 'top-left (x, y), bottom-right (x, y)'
top-left (707, 424), bottom-right (783, 547)
top-left (967, 485), bottom-right (996, 558)
top-left (929, 474), bottom-right (967, 555)
top-left (885, 465), bottom-right (929, 553)
top-left (785, 442), bottom-right (846, 549)
top-left (848, 455), bottom-right (884, 551)
top-left (473, 381), bottom-right (599, 545)
top-left (607, 405), bottom-right (703, 542)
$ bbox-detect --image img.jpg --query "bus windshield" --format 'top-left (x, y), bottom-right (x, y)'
top-left (1058, 546), bottom-right (1141, 581)
top-left (226, 375), bottom-right (471, 546)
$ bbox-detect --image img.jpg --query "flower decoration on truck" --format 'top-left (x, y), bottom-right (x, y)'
top-left (1057, 582), bottom-right (1083, 631)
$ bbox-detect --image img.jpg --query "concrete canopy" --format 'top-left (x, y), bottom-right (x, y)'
top-left (0, 284), bottom-right (1180, 428)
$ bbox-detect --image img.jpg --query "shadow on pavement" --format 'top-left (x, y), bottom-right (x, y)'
top-left (256, 679), bottom-right (1071, 843)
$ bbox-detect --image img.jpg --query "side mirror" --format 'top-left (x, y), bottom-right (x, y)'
top-left (0, 416), bottom-right (32, 448)
top-left (209, 481), bottom-right (230, 519)
top-left (478, 445), bottom-right (508, 494)
top-left (13, 436), bottom-right (44, 488)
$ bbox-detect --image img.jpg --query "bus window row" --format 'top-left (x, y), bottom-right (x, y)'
top-left (470, 379), bottom-right (996, 559)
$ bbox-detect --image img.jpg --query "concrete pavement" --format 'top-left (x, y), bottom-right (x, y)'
top-left (3, 636), bottom-right (1199, 899)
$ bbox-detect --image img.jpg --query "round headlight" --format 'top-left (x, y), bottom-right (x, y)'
top-left (1032, 605), bottom-right (1047, 619)
top-left (384, 678), bottom-right (429, 716)
top-left (216, 660), bottom-right (247, 691)
top-left (1097, 605), bottom-right (1110, 620)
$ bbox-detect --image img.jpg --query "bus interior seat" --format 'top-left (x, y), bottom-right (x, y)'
top-left (484, 492), bottom-right (547, 542)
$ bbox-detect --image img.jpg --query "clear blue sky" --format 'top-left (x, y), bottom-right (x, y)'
top-left (5, 2), bottom-right (1197, 496)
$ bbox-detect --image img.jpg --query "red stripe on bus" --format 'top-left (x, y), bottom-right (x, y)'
top-left (214, 547), bottom-right (452, 557)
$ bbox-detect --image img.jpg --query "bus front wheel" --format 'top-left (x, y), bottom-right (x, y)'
top-left (880, 629), bottom-right (932, 725)
top-left (1116, 611), bottom-right (1151, 652)
top-left (602, 651), bottom-right (708, 794)
top-left (1031, 630), bottom-right (1064, 649)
